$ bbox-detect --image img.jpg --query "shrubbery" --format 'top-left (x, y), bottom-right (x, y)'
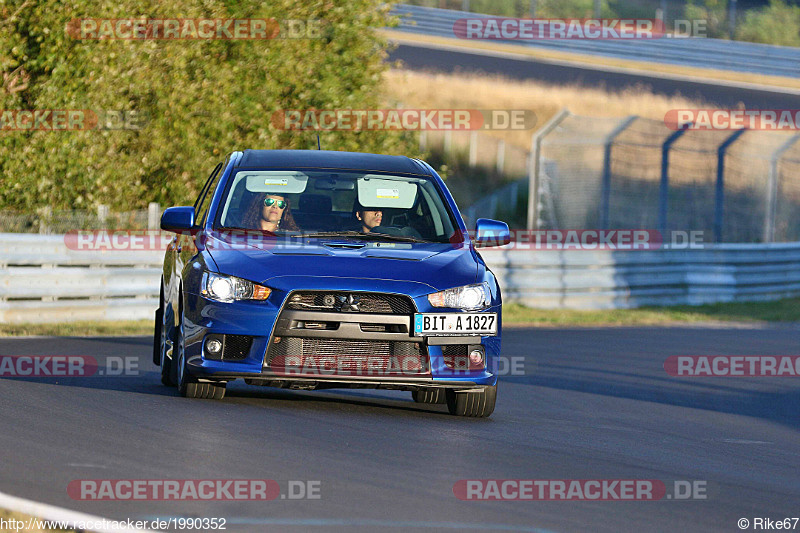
top-left (736, 0), bottom-right (800, 47)
top-left (0, 0), bottom-right (415, 211)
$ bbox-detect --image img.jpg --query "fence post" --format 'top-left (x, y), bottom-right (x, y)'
top-left (496, 140), bottom-right (505, 175)
top-left (528, 109), bottom-right (570, 230)
top-left (600, 116), bottom-right (636, 230)
top-left (97, 204), bottom-right (109, 228)
top-left (468, 131), bottom-right (478, 167)
top-left (765, 133), bottom-right (800, 242)
top-left (659, 128), bottom-right (688, 235)
top-left (38, 207), bottom-right (51, 235)
top-left (419, 130), bottom-right (427, 153)
top-left (714, 129), bottom-right (746, 243)
top-left (148, 202), bottom-right (160, 231)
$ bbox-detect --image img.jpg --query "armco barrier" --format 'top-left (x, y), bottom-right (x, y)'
top-left (391, 4), bottom-right (800, 79)
top-left (481, 243), bottom-right (800, 309)
top-left (2, 233), bottom-right (800, 323)
top-left (0, 233), bottom-right (161, 324)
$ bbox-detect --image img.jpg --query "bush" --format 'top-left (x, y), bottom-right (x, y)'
top-left (684, 0), bottom-right (729, 39)
top-left (0, 0), bottom-right (415, 211)
top-left (735, 0), bottom-right (800, 47)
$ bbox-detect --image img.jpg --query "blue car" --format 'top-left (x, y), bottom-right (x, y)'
top-left (153, 150), bottom-right (510, 417)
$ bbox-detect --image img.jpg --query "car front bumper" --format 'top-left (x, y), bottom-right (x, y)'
top-left (182, 289), bottom-right (501, 389)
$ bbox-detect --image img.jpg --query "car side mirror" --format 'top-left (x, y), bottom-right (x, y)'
top-left (475, 218), bottom-right (511, 248)
top-left (160, 206), bottom-right (195, 233)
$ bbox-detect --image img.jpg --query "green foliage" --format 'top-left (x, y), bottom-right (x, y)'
top-left (684, 0), bottom-right (729, 39)
top-left (0, 0), bottom-right (415, 211)
top-left (735, 0), bottom-right (800, 47)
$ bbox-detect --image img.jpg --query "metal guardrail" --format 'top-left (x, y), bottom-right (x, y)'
top-left (391, 4), bottom-right (800, 79)
top-left (481, 243), bottom-right (800, 309)
top-left (2, 233), bottom-right (800, 322)
top-left (0, 233), bottom-right (161, 323)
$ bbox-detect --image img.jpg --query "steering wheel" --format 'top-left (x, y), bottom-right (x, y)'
top-left (371, 225), bottom-right (423, 239)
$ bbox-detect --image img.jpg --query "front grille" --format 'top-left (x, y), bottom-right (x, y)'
top-left (222, 335), bottom-right (252, 360)
top-left (266, 337), bottom-right (429, 376)
top-left (442, 344), bottom-right (469, 370)
top-left (285, 291), bottom-right (414, 314)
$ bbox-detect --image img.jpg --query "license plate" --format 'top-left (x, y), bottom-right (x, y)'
top-left (414, 313), bottom-right (497, 336)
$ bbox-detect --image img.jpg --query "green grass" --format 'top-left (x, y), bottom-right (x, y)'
top-left (0, 319), bottom-right (152, 337)
top-left (504, 298), bottom-right (800, 326)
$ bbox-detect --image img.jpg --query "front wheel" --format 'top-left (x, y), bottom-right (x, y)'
top-left (445, 385), bottom-right (496, 417)
top-left (411, 388), bottom-right (446, 404)
top-left (155, 284), bottom-right (173, 386)
top-left (174, 297), bottom-right (226, 400)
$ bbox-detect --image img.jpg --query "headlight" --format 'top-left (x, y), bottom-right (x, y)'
top-left (201, 272), bottom-right (271, 303)
top-left (428, 282), bottom-right (491, 311)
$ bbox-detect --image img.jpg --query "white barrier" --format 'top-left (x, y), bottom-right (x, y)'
top-left (2, 233), bottom-right (800, 323)
top-left (0, 233), bottom-right (162, 324)
top-left (481, 243), bottom-right (800, 309)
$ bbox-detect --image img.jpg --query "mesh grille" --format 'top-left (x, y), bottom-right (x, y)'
top-left (222, 335), bottom-right (252, 361)
top-left (442, 345), bottom-right (469, 370)
top-left (266, 337), bottom-right (429, 376)
top-left (285, 292), bottom-right (414, 314)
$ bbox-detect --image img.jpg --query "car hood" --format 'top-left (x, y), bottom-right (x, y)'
top-left (205, 234), bottom-right (478, 296)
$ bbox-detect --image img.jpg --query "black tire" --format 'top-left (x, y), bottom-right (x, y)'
top-left (156, 284), bottom-right (174, 387)
top-left (174, 294), bottom-right (226, 400)
top-left (152, 308), bottom-right (162, 366)
top-left (182, 381), bottom-right (227, 400)
top-left (445, 385), bottom-right (497, 417)
top-left (411, 388), bottom-right (446, 404)
top-left (175, 297), bottom-right (198, 397)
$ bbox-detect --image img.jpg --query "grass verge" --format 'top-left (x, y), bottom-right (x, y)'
top-left (0, 319), bottom-right (152, 337)
top-left (504, 298), bottom-right (800, 326)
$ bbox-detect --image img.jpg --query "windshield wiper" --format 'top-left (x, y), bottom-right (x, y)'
top-left (292, 231), bottom-right (430, 243)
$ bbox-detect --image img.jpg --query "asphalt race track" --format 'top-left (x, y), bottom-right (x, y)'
top-left (1, 326), bottom-right (798, 532)
top-left (389, 43), bottom-right (800, 109)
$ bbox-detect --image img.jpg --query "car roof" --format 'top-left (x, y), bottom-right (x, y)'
top-left (236, 149), bottom-right (430, 176)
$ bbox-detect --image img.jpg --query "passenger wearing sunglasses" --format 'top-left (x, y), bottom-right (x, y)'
top-left (242, 193), bottom-right (300, 232)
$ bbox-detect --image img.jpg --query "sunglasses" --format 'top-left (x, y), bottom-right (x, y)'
top-left (264, 198), bottom-right (287, 209)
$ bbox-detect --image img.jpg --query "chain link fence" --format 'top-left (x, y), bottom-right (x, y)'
top-left (0, 204), bottom-right (161, 234)
top-left (533, 112), bottom-right (800, 243)
top-left (3, 115), bottom-right (800, 244)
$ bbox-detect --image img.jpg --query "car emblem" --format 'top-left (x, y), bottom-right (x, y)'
top-left (335, 294), bottom-right (361, 312)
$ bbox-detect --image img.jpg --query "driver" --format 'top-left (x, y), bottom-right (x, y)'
top-left (355, 204), bottom-right (383, 233)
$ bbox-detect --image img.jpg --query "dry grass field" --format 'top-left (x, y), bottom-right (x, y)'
top-left (382, 69), bottom-right (716, 152)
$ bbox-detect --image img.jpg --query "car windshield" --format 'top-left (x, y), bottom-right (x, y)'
top-left (214, 170), bottom-right (459, 243)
